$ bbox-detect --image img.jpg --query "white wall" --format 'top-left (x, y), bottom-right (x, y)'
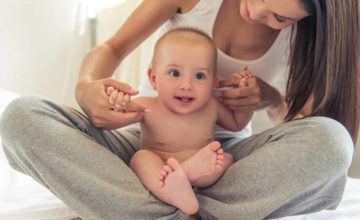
top-left (0, 0), bottom-right (82, 106)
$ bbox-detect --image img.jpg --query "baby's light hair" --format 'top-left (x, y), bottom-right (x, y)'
top-left (151, 27), bottom-right (217, 71)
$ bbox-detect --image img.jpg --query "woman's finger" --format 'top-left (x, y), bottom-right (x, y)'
top-left (105, 78), bottom-right (139, 95)
top-left (127, 101), bottom-right (148, 113)
top-left (227, 105), bottom-right (258, 112)
top-left (93, 109), bottom-right (143, 130)
top-left (220, 87), bottom-right (255, 99)
top-left (220, 96), bottom-right (259, 107)
top-left (218, 77), bottom-right (239, 88)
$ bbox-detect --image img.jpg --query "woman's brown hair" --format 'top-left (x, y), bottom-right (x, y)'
top-left (286, 0), bottom-right (360, 143)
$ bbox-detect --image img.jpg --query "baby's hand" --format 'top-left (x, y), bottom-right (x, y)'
top-left (233, 66), bottom-right (253, 87)
top-left (106, 86), bottom-right (132, 112)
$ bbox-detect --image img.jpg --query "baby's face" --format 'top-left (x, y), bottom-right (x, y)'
top-left (151, 41), bottom-right (216, 115)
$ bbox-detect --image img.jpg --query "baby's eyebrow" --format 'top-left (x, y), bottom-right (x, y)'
top-left (166, 64), bottom-right (182, 70)
top-left (195, 68), bottom-right (212, 74)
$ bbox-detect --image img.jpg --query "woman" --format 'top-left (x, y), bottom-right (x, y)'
top-left (1, 0), bottom-right (359, 219)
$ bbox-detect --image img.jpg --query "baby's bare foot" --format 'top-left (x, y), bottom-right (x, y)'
top-left (158, 158), bottom-right (199, 215)
top-left (181, 141), bottom-right (224, 183)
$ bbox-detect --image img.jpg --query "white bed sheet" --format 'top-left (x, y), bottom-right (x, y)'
top-left (1, 90), bottom-right (359, 220)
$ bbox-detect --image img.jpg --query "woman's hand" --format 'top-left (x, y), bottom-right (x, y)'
top-left (75, 77), bottom-right (146, 130)
top-left (217, 71), bottom-right (282, 112)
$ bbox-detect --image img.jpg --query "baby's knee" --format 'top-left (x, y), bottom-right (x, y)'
top-left (130, 149), bottom-right (159, 170)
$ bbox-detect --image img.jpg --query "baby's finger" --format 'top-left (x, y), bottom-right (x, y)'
top-left (239, 78), bottom-right (248, 87)
top-left (106, 86), bottom-right (115, 96)
top-left (109, 89), bottom-right (119, 105)
top-left (122, 94), bottom-right (131, 106)
top-left (114, 92), bottom-right (125, 109)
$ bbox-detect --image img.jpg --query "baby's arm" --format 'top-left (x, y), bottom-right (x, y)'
top-left (216, 97), bottom-right (253, 132)
top-left (215, 70), bottom-right (254, 131)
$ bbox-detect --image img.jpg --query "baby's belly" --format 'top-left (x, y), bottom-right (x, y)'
top-left (142, 139), bottom-right (213, 163)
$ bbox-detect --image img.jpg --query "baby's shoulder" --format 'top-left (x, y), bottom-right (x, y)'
top-left (133, 96), bottom-right (159, 108)
top-left (209, 95), bottom-right (220, 109)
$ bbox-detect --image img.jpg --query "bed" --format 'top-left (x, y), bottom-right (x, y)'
top-left (1, 89), bottom-right (359, 220)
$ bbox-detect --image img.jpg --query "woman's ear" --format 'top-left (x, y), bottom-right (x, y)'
top-left (147, 66), bottom-right (157, 90)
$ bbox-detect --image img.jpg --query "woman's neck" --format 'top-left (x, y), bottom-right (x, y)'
top-left (213, 0), bottom-right (280, 61)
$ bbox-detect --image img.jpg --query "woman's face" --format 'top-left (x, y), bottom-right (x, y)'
top-left (239, 0), bottom-right (310, 29)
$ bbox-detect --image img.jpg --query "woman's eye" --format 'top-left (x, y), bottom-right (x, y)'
top-left (274, 14), bottom-right (286, 23)
top-left (195, 72), bottom-right (206, 80)
top-left (169, 70), bottom-right (180, 77)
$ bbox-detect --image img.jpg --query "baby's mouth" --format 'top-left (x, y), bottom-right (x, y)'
top-left (174, 96), bottom-right (194, 102)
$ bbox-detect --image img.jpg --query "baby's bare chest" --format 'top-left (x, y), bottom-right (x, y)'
top-left (141, 108), bottom-right (217, 150)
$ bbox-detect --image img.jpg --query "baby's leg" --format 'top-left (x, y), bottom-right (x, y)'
top-left (181, 141), bottom-right (234, 188)
top-left (130, 150), bottom-right (199, 215)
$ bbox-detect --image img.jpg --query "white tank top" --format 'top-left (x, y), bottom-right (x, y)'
top-left (138, 0), bottom-right (292, 139)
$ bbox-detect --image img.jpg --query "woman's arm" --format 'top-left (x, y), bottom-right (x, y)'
top-left (75, 0), bottom-right (191, 129)
top-left (266, 94), bottom-right (314, 125)
top-left (77, 0), bottom-right (182, 83)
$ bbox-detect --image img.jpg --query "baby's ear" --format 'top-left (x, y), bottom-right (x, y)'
top-left (147, 66), bottom-right (157, 90)
top-left (213, 75), bottom-right (219, 88)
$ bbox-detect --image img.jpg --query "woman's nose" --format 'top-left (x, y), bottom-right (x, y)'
top-left (250, 2), bottom-right (267, 22)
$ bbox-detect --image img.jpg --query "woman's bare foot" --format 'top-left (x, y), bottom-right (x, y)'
top-left (181, 141), bottom-right (224, 184)
top-left (158, 158), bottom-right (199, 215)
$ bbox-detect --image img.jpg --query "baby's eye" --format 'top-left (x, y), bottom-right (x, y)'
top-left (169, 70), bottom-right (180, 77)
top-left (195, 72), bottom-right (206, 80)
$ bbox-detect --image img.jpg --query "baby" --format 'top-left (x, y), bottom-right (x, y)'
top-left (107, 27), bottom-right (253, 215)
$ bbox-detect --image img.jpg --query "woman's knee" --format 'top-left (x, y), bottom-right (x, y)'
top-left (1, 95), bottom-right (43, 131)
top-left (0, 95), bottom-right (50, 151)
top-left (293, 117), bottom-right (354, 175)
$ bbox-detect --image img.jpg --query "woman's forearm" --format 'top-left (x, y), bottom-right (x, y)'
top-left (266, 100), bottom-right (288, 125)
top-left (77, 43), bottom-right (122, 84)
top-left (267, 97), bottom-right (310, 125)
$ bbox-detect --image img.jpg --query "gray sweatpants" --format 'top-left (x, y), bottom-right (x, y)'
top-left (0, 95), bottom-right (354, 220)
